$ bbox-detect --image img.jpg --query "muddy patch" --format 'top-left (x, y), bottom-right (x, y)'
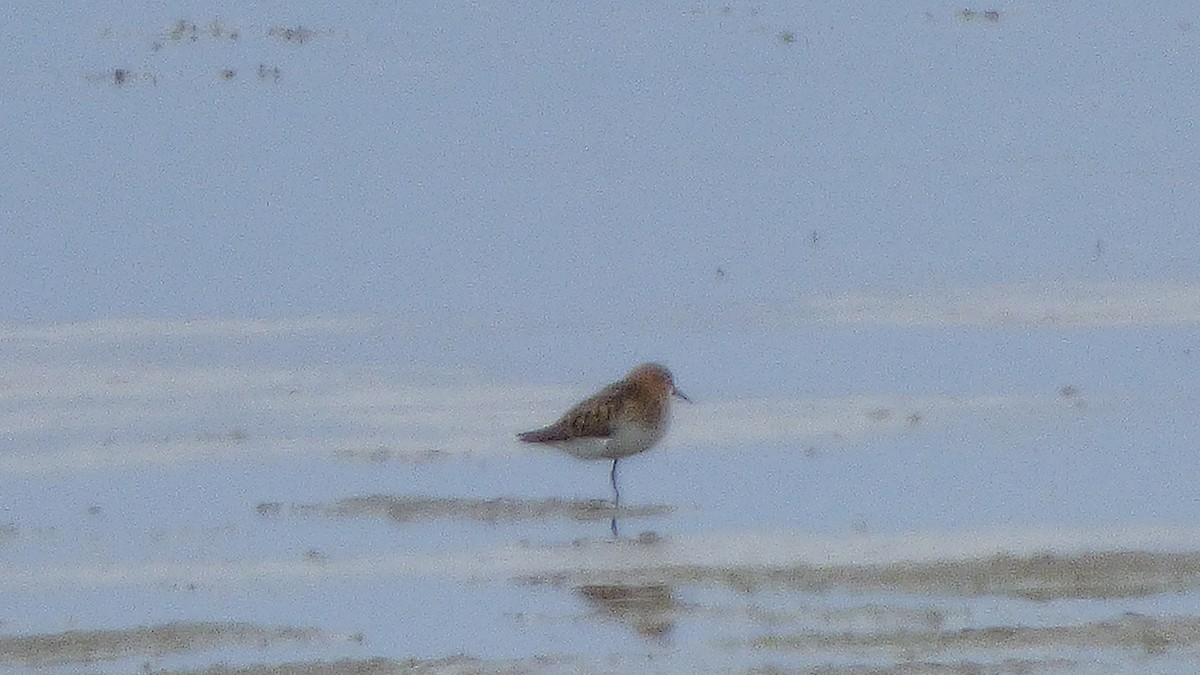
top-left (702, 550), bottom-right (1200, 600)
top-left (750, 613), bottom-right (1200, 657)
top-left (0, 524), bottom-right (16, 546)
top-left (521, 548), bottom-right (1200, 600)
top-left (746, 658), bottom-right (1080, 674)
top-left (150, 654), bottom-right (569, 675)
top-left (0, 622), bottom-right (322, 669)
top-left (257, 494), bottom-right (672, 525)
top-left (512, 545), bottom-right (1200, 669)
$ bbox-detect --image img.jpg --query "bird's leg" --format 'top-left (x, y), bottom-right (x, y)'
top-left (611, 458), bottom-right (620, 509)
top-left (610, 458), bottom-right (620, 539)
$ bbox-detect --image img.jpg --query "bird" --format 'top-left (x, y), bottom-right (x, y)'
top-left (517, 363), bottom-right (689, 534)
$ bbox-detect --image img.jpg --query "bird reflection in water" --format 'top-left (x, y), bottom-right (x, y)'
top-left (577, 582), bottom-right (676, 639)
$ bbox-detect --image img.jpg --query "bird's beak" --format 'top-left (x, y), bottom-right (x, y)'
top-left (673, 389), bottom-right (692, 403)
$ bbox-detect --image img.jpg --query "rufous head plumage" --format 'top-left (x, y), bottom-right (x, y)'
top-left (626, 363), bottom-right (690, 403)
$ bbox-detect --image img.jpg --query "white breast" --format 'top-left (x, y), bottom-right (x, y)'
top-left (607, 420), bottom-right (667, 458)
top-left (550, 415), bottom-right (669, 461)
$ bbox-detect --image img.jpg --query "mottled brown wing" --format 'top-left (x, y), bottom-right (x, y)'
top-left (516, 381), bottom-right (629, 443)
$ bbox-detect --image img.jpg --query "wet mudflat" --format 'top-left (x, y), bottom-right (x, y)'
top-left (6, 0), bottom-right (1200, 670)
top-left (3, 309), bottom-right (1200, 673)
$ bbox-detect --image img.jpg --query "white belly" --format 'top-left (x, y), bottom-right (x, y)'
top-left (551, 421), bottom-right (667, 461)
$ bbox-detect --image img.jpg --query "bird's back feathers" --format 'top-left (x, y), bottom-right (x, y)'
top-left (517, 381), bottom-right (630, 444)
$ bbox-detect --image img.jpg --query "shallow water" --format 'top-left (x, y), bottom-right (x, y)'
top-left (5, 1), bottom-right (1200, 670)
top-left (3, 309), bottom-right (1200, 673)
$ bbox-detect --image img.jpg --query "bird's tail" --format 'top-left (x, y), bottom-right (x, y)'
top-left (517, 426), bottom-right (560, 443)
